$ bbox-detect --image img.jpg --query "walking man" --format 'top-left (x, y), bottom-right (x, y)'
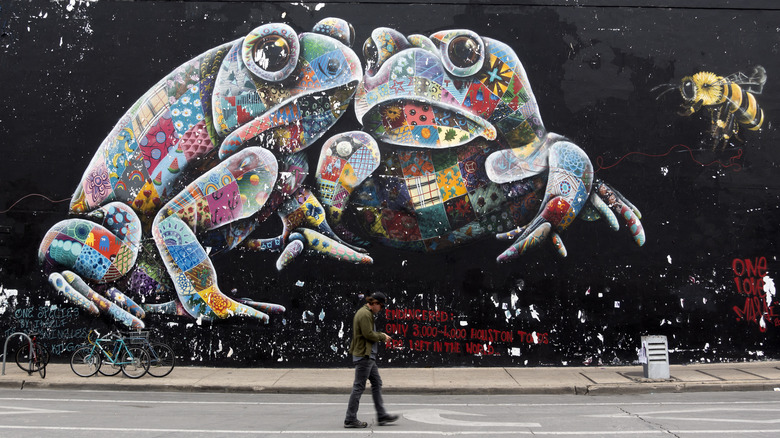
top-left (344, 292), bottom-right (399, 428)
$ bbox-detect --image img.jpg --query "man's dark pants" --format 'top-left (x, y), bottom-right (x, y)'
top-left (345, 357), bottom-right (387, 421)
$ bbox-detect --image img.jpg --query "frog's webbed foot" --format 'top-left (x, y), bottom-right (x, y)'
top-left (266, 190), bottom-right (374, 270)
top-left (579, 179), bottom-right (645, 247)
top-left (154, 147), bottom-right (284, 323)
top-left (496, 139), bottom-right (593, 262)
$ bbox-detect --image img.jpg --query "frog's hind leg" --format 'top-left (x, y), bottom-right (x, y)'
top-left (152, 147), bottom-right (284, 323)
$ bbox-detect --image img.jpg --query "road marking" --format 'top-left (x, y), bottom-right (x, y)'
top-left (1, 396), bottom-right (778, 408)
top-left (1, 425), bottom-right (780, 435)
top-left (402, 408), bottom-right (541, 427)
top-left (0, 405), bottom-right (73, 416)
top-left (589, 406), bottom-right (780, 423)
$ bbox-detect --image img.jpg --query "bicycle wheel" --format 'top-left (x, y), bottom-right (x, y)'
top-left (16, 343), bottom-right (48, 373)
top-left (97, 340), bottom-right (122, 376)
top-left (146, 342), bottom-right (175, 377)
top-left (99, 359), bottom-right (122, 376)
top-left (70, 346), bottom-right (101, 377)
top-left (120, 346), bottom-right (149, 379)
top-left (37, 360), bottom-right (46, 379)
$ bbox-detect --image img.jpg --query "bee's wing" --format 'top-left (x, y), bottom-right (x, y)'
top-left (723, 66), bottom-right (767, 94)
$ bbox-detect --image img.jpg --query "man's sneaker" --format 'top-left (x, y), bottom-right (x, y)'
top-left (378, 414), bottom-right (399, 426)
top-left (344, 419), bottom-right (368, 428)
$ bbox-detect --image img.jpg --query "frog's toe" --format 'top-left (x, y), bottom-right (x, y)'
top-left (47, 272), bottom-right (99, 316)
top-left (48, 271), bottom-right (145, 329)
top-left (275, 229), bottom-right (373, 270)
top-left (276, 237), bottom-right (305, 271)
top-left (496, 222), bottom-right (552, 263)
top-left (591, 179), bottom-right (646, 247)
top-left (298, 228), bottom-right (373, 265)
top-left (237, 298), bottom-right (286, 315)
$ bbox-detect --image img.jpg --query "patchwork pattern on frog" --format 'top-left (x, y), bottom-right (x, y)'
top-left (310, 27), bottom-right (644, 261)
top-left (39, 18), bottom-right (366, 328)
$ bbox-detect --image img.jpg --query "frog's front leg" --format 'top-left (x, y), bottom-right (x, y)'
top-left (276, 131), bottom-right (380, 269)
top-left (152, 147), bottom-right (284, 323)
top-left (495, 137), bottom-right (594, 262)
top-left (244, 132), bottom-right (378, 270)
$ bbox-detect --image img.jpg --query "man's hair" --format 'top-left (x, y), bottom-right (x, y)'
top-left (367, 291), bottom-right (387, 305)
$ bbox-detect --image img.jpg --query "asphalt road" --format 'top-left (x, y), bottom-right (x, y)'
top-left (1, 388), bottom-right (779, 436)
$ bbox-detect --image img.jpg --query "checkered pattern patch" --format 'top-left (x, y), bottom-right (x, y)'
top-left (131, 84), bottom-right (169, 140)
top-left (347, 146), bottom-right (379, 180)
top-left (406, 174), bottom-right (441, 209)
top-left (318, 179), bottom-right (337, 204)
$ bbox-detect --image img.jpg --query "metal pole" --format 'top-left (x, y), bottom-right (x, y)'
top-left (2, 332), bottom-right (34, 376)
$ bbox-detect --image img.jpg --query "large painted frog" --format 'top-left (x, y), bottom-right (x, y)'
top-left (38, 18), bottom-right (367, 328)
top-left (302, 28), bottom-right (646, 261)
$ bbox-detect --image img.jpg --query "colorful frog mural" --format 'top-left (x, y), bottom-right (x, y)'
top-left (303, 28), bottom-right (646, 261)
top-left (38, 18), bottom-right (367, 328)
top-left (38, 22), bottom-right (647, 330)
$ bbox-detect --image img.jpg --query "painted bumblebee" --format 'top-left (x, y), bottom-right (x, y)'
top-left (654, 66), bottom-right (767, 149)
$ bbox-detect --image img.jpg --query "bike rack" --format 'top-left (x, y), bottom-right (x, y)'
top-left (1, 332), bottom-right (34, 376)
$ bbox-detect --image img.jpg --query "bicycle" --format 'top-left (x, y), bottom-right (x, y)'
top-left (122, 330), bottom-right (176, 378)
top-left (70, 330), bottom-right (150, 379)
top-left (15, 332), bottom-right (49, 379)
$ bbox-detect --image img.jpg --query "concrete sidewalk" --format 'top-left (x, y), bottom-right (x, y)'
top-left (2, 361), bottom-right (780, 395)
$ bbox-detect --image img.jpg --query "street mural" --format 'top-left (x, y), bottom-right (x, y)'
top-left (0, 1), bottom-right (778, 367)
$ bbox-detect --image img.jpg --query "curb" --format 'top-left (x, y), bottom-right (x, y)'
top-left (4, 379), bottom-right (780, 395)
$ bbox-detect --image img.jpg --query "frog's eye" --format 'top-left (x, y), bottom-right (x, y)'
top-left (440, 31), bottom-right (484, 77)
top-left (242, 24), bottom-right (300, 82)
top-left (363, 28), bottom-right (409, 75)
top-left (312, 17), bottom-right (355, 47)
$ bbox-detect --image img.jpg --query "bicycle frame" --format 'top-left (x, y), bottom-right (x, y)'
top-left (89, 334), bottom-right (136, 366)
